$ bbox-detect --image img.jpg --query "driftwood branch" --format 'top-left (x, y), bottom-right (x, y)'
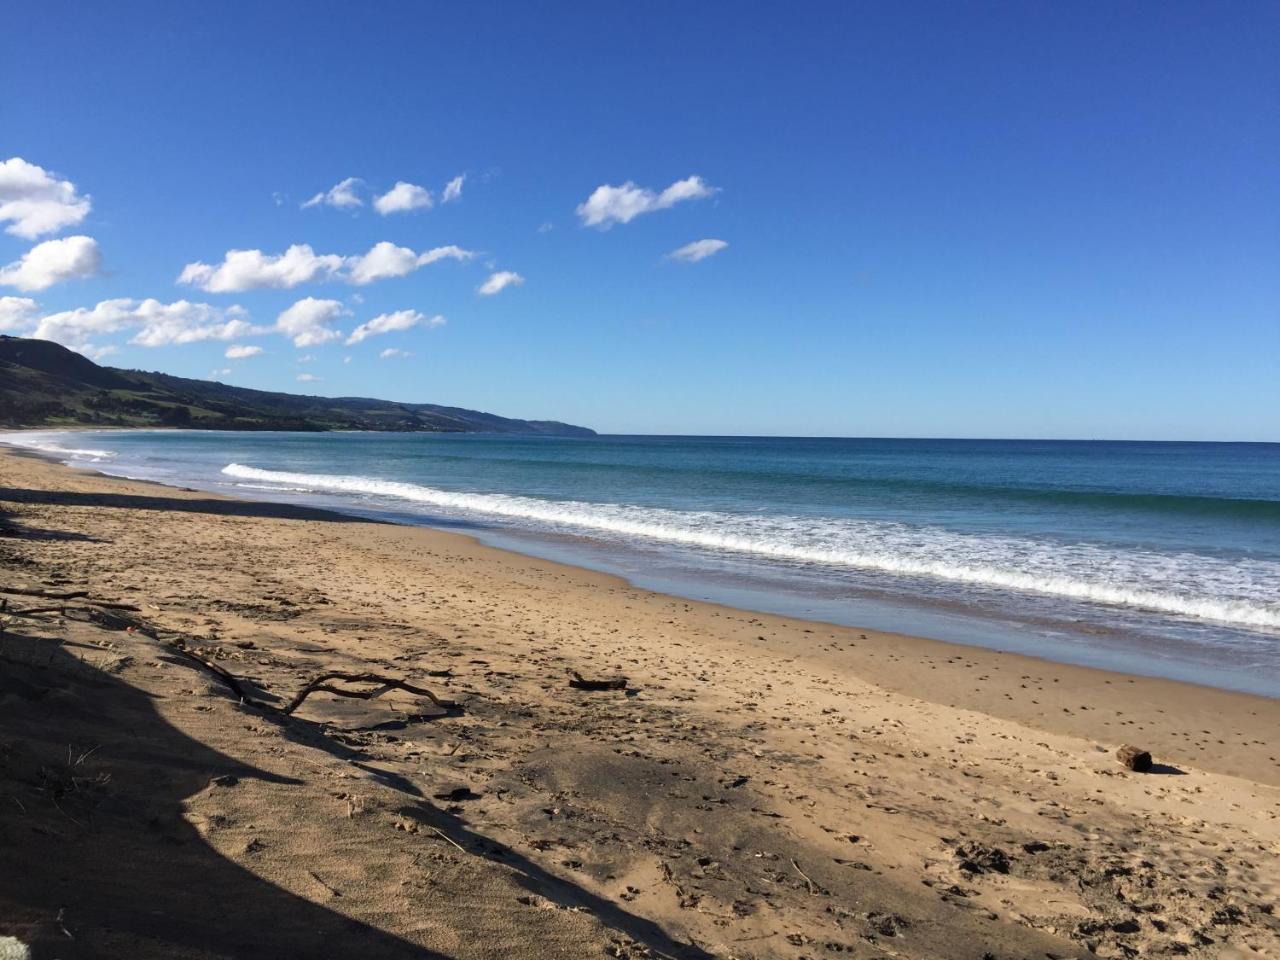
top-left (0, 586), bottom-right (90, 600)
top-left (282, 672), bottom-right (456, 715)
top-left (568, 670), bottom-right (628, 691)
top-left (9, 587), bottom-right (460, 722)
top-left (171, 641), bottom-right (265, 708)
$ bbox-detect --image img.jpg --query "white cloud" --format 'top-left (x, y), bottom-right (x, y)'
top-left (345, 241), bottom-right (475, 285)
top-left (0, 235), bottom-right (101, 292)
top-left (180, 241), bottom-right (474, 292)
top-left (225, 344), bottom-right (262, 359)
top-left (477, 270), bottom-right (524, 296)
top-left (276, 297), bottom-right (345, 348)
top-left (343, 355), bottom-right (352, 364)
top-left (415, 244), bottom-right (474, 267)
top-left (178, 244), bottom-right (345, 293)
top-left (576, 175), bottom-right (716, 228)
top-left (667, 238), bottom-right (728, 263)
top-left (0, 157), bottom-right (92, 239)
top-left (29, 298), bottom-right (257, 352)
top-left (127, 301), bottom-right (257, 347)
top-left (296, 373), bottom-right (323, 382)
top-left (537, 221), bottom-right (554, 234)
top-left (343, 242), bottom-right (417, 285)
top-left (302, 177), bottom-right (363, 210)
top-left (0, 296), bottom-right (39, 331)
top-left (442, 175), bottom-right (465, 203)
top-left (76, 343), bottom-right (118, 361)
top-left (297, 354), bottom-right (315, 364)
top-left (380, 347), bottom-right (413, 359)
top-left (374, 181), bottom-right (433, 215)
top-left (211, 368), bottom-right (232, 378)
top-left (346, 308), bottom-right (444, 345)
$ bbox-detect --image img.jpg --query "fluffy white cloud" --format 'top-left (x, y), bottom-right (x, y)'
top-left (345, 242), bottom-right (475, 285)
top-left (0, 158), bottom-right (92, 239)
top-left (0, 235), bottom-right (101, 292)
top-left (128, 302), bottom-right (257, 347)
top-left (576, 175), bottom-right (716, 228)
top-left (296, 373), bottom-right (323, 382)
top-left (178, 244), bottom-right (345, 293)
top-left (477, 270), bottom-right (524, 296)
top-left (180, 242), bottom-right (473, 291)
top-left (374, 181), bottom-right (433, 215)
top-left (442, 175), bottom-right (465, 203)
top-left (346, 308), bottom-right (444, 345)
top-left (0, 296), bottom-right (39, 331)
top-left (225, 344), bottom-right (263, 359)
top-left (380, 347), bottom-right (413, 359)
top-left (276, 297), bottom-right (345, 348)
top-left (302, 177), bottom-right (363, 210)
top-left (344, 242), bottom-right (416, 285)
top-left (30, 298), bottom-right (257, 351)
top-left (667, 238), bottom-right (728, 263)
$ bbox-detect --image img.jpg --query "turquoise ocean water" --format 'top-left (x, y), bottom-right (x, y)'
top-left (5, 430), bottom-right (1278, 695)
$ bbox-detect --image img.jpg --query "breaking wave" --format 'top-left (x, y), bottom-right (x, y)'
top-left (222, 463), bottom-right (1280, 631)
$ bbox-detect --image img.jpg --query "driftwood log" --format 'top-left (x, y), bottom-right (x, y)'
top-left (1116, 745), bottom-right (1153, 772)
top-left (568, 670), bottom-right (628, 691)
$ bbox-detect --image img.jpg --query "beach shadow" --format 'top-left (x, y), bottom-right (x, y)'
top-left (1147, 763), bottom-right (1187, 776)
top-left (0, 507), bottom-right (99, 542)
top-left (0, 623), bottom-right (709, 960)
top-left (0, 486), bottom-right (375, 525)
top-left (183, 675), bottom-right (714, 959)
top-left (0, 627), bottom-right (444, 960)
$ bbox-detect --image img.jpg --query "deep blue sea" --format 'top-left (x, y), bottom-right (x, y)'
top-left (6, 430), bottom-right (1279, 695)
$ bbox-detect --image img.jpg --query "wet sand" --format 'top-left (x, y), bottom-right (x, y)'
top-left (2, 446), bottom-right (1277, 959)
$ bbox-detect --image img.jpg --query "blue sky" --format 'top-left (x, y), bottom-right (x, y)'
top-left (2, 1), bottom-right (1277, 439)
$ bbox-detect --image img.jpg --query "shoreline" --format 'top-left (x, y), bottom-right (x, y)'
top-left (5, 435), bottom-right (1278, 709)
top-left (2, 445), bottom-right (1278, 958)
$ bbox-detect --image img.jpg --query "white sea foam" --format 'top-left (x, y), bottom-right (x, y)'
top-left (0, 433), bottom-right (116, 461)
top-left (222, 463), bottom-right (1280, 631)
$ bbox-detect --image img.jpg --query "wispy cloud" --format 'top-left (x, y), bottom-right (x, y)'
top-left (0, 157), bottom-right (92, 238)
top-left (380, 347), bottom-right (413, 359)
top-left (296, 373), bottom-right (323, 382)
top-left (667, 238), bottom-right (728, 263)
top-left (442, 175), bottom-right (465, 203)
top-left (225, 344), bottom-right (262, 359)
top-left (576, 175), bottom-right (716, 228)
top-left (477, 270), bottom-right (524, 297)
top-left (347, 309), bottom-right (444, 345)
top-left (0, 235), bottom-right (101, 292)
top-left (301, 177), bottom-right (363, 210)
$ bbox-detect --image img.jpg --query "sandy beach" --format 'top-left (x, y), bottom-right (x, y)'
top-left (2, 445), bottom-right (1277, 959)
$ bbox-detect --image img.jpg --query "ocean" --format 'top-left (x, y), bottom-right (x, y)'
top-left (5, 430), bottom-right (1279, 696)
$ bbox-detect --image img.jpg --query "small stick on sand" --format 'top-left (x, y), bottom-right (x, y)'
top-left (427, 825), bottom-right (467, 853)
top-left (790, 857), bottom-right (823, 895)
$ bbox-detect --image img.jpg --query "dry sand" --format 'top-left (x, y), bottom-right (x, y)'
top-left (1, 446), bottom-right (1277, 959)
